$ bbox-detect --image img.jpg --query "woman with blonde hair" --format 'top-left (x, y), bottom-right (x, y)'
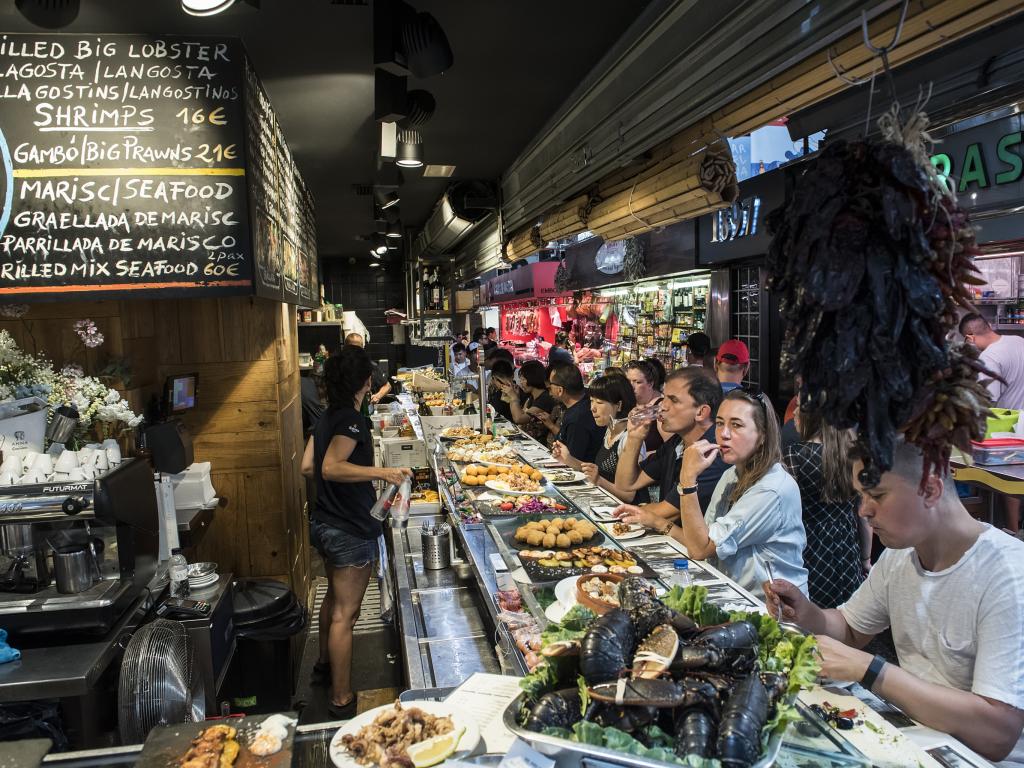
top-left (617, 388), bottom-right (807, 596)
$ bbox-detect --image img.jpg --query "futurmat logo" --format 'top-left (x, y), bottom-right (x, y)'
top-left (710, 196), bottom-right (761, 243)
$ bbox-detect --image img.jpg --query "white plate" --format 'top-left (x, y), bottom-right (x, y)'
top-left (510, 567), bottom-right (530, 584)
top-left (484, 480), bottom-right (541, 495)
top-left (553, 576), bottom-right (578, 607)
top-left (477, 459), bottom-right (516, 468)
top-left (544, 599), bottom-right (571, 623)
top-left (541, 470), bottom-right (586, 484)
top-left (188, 574), bottom-right (218, 587)
top-left (328, 700), bottom-right (480, 768)
top-left (602, 522), bottom-right (647, 540)
top-left (588, 506), bottom-right (620, 521)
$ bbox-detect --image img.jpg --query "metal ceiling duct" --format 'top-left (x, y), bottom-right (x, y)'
top-left (410, 181), bottom-right (496, 261)
top-left (499, 0), bottom-right (907, 235)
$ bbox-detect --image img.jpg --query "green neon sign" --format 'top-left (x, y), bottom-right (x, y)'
top-left (930, 131), bottom-right (1023, 194)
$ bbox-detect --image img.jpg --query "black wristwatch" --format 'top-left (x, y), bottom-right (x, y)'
top-left (677, 483), bottom-right (698, 496)
top-left (861, 654), bottom-right (887, 691)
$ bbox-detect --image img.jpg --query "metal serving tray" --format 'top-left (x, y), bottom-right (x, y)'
top-left (504, 692), bottom-right (797, 768)
top-left (502, 693), bottom-right (870, 768)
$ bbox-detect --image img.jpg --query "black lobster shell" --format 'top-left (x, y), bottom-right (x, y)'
top-left (580, 609), bottom-right (636, 685)
top-left (716, 675), bottom-right (770, 768)
top-left (524, 688), bottom-right (583, 732)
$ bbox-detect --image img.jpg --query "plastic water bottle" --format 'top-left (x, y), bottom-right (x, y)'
top-left (673, 558), bottom-right (692, 588)
top-left (169, 551), bottom-right (189, 597)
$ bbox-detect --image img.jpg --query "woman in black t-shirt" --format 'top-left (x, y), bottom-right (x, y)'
top-left (301, 346), bottom-right (411, 718)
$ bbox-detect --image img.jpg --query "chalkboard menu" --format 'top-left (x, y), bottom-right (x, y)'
top-left (0, 33), bottom-right (318, 306)
top-left (244, 56), bottom-right (318, 307)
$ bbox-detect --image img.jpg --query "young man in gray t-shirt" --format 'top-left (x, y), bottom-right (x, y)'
top-left (767, 441), bottom-right (1024, 765)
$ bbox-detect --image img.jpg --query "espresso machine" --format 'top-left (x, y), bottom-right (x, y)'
top-left (0, 458), bottom-right (159, 637)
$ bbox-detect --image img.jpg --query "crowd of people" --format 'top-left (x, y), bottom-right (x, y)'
top-left (300, 329), bottom-right (1024, 763)
top-left (480, 332), bottom-right (1024, 763)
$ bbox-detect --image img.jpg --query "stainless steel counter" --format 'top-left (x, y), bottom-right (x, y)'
top-left (0, 594), bottom-right (147, 702)
top-left (388, 513), bottom-right (502, 691)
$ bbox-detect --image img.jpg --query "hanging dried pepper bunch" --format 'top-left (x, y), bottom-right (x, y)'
top-left (766, 109), bottom-right (994, 489)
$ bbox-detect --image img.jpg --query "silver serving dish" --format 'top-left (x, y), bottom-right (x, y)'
top-left (187, 561), bottom-right (217, 578)
top-left (502, 692), bottom-right (786, 768)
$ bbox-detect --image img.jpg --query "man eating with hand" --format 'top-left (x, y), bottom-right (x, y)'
top-left (765, 440), bottom-right (1024, 764)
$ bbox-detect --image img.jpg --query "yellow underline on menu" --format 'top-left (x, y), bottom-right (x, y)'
top-left (11, 167), bottom-right (246, 178)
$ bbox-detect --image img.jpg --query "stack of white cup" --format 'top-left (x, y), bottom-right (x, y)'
top-left (0, 439), bottom-right (122, 485)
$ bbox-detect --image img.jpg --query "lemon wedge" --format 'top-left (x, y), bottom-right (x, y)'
top-left (406, 726), bottom-right (465, 768)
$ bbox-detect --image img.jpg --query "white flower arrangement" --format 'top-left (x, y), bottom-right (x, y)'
top-left (0, 330), bottom-right (143, 434)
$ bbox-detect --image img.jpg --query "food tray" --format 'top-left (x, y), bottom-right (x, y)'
top-left (136, 713), bottom-right (296, 768)
top-left (502, 693), bottom-right (785, 768)
top-left (519, 550), bottom-right (659, 583)
top-left (491, 514), bottom-right (605, 551)
top-left (970, 438), bottom-right (1024, 466)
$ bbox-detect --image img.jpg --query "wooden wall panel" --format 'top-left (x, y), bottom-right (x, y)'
top-left (3, 296), bottom-right (312, 595)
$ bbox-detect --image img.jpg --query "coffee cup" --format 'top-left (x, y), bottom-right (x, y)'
top-left (33, 454), bottom-right (54, 475)
top-left (0, 472), bottom-right (15, 486)
top-left (103, 439), bottom-right (121, 466)
top-left (65, 469), bottom-right (85, 482)
top-left (93, 452), bottom-right (109, 471)
top-left (0, 456), bottom-right (22, 476)
top-left (19, 470), bottom-right (44, 484)
top-left (79, 466), bottom-right (95, 480)
top-left (54, 450), bottom-right (79, 473)
top-left (78, 447), bottom-right (95, 465)
top-left (21, 452), bottom-right (40, 472)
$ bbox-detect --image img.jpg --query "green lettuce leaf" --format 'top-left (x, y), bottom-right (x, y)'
top-left (540, 605), bottom-right (596, 646)
top-left (519, 661), bottom-right (559, 704)
top-left (571, 720), bottom-right (606, 746)
top-left (786, 634), bottom-right (820, 694)
top-left (577, 674), bottom-right (590, 716)
top-left (641, 724), bottom-right (675, 749)
top-left (540, 726), bottom-right (573, 740)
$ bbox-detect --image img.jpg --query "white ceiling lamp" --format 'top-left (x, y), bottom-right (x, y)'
top-left (182, 0), bottom-right (258, 16)
top-left (369, 262), bottom-right (381, 268)
top-left (385, 221), bottom-right (402, 239)
top-left (396, 129), bottom-right (423, 168)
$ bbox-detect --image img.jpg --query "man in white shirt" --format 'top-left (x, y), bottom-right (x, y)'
top-left (450, 343), bottom-right (470, 377)
top-left (959, 313), bottom-right (1024, 410)
top-left (959, 312), bottom-right (1024, 531)
top-left (766, 440), bottom-right (1024, 765)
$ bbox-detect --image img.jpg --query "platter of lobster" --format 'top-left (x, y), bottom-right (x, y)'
top-left (506, 580), bottom-right (821, 768)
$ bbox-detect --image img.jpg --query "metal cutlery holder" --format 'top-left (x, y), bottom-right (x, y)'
top-left (421, 523), bottom-right (451, 570)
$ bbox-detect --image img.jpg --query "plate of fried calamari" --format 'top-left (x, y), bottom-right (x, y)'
top-left (329, 700), bottom-right (479, 768)
top-left (137, 713), bottom-right (296, 768)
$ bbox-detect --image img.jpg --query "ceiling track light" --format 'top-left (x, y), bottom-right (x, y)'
top-left (396, 129), bottom-right (423, 168)
top-left (401, 11), bottom-right (454, 78)
top-left (386, 221), bottom-right (403, 239)
top-left (373, 234), bottom-right (389, 255)
top-left (398, 90), bottom-right (436, 128)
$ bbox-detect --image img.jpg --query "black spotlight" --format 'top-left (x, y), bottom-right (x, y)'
top-left (399, 90), bottom-right (436, 128)
top-left (401, 11), bottom-right (454, 78)
top-left (16, 0), bottom-right (80, 28)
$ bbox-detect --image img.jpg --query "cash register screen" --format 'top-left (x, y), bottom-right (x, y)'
top-left (166, 373), bottom-right (198, 413)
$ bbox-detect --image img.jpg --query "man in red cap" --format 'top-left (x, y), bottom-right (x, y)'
top-left (715, 339), bottom-right (749, 393)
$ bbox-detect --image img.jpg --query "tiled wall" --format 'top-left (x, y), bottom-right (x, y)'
top-left (321, 260), bottom-right (406, 375)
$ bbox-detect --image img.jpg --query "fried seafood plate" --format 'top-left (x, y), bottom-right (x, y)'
top-left (179, 723), bottom-right (239, 768)
top-left (341, 700), bottom-right (454, 768)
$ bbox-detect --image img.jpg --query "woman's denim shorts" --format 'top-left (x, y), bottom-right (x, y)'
top-left (310, 520), bottom-right (378, 569)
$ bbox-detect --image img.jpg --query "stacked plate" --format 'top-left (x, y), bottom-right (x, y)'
top-left (187, 562), bottom-right (218, 590)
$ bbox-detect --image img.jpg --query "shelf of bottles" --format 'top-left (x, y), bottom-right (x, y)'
top-left (419, 265), bottom-right (451, 314)
top-left (609, 277), bottom-right (710, 366)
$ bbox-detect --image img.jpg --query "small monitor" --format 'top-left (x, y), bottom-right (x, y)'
top-left (165, 373), bottom-right (198, 415)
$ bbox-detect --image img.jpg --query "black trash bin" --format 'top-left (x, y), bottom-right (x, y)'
top-left (223, 578), bottom-right (307, 714)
